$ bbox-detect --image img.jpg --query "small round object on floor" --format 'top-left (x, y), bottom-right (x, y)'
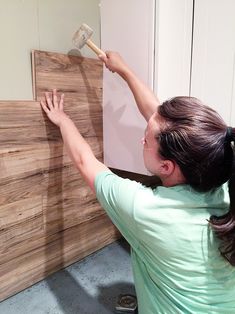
top-left (115, 294), bottom-right (138, 313)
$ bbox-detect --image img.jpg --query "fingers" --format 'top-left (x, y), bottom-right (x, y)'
top-left (105, 51), bottom-right (112, 58)
top-left (101, 51), bottom-right (121, 73)
top-left (42, 90), bottom-right (65, 112)
top-left (99, 53), bottom-right (113, 72)
top-left (45, 92), bottom-right (53, 110)
top-left (106, 51), bottom-right (120, 59)
top-left (59, 93), bottom-right (64, 110)
top-left (98, 54), bottom-right (107, 63)
top-left (53, 89), bottom-right (58, 109)
top-left (40, 99), bottom-right (50, 114)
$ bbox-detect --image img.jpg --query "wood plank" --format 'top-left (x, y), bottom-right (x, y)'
top-left (0, 101), bottom-right (102, 144)
top-left (0, 162), bottom-right (82, 205)
top-left (33, 51), bottom-right (103, 96)
top-left (0, 215), bottom-right (120, 301)
top-left (33, 50), bottom-right (103, 152)
top-left (42, 185), bottom-right (104, 233)
top-left (0, 196), bottom-right (43, 250)
top-left (0, 164), bottom-right (106, 259)
top-left (0, 142), bottom-right (102, 184)
top-left (0, 143), bottom-right (70, 183)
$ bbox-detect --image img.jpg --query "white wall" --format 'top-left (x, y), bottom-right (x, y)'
top-left (0, 0), bottom-right (101, 100)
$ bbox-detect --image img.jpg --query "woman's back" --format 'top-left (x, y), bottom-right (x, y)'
top-left (133, 183), bottom-right (235, 313)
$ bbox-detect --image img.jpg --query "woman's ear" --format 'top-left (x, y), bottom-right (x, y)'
top-left (159, 159), bottom-right (175, 177)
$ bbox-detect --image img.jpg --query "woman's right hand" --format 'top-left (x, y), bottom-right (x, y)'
top-left (40, 89), bottom-right (69, 128)
top-left (99, 51), bottom-right (129, 76)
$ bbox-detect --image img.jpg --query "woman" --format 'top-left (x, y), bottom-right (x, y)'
top-left (41, 52), bottom-right (235, 314)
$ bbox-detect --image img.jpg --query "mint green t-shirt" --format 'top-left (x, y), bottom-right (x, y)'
top-left (95, 170), bottom-right (235, 314)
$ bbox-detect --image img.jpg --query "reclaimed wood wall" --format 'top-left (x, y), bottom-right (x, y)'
top-left (0, 51), bottom-right (120, 301)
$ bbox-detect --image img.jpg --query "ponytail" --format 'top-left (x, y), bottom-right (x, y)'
top-left (209, 128), bottom-right (235, 265)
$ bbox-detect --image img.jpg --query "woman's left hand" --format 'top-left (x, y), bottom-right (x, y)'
top-left (40, 89), bottom-right (69, 127)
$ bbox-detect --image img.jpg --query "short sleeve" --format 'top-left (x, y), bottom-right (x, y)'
top-left (95, 170), bottom-right (141, 249)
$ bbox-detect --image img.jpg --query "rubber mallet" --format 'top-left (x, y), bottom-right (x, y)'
top-left (72, 23), bottom-right (106, 58)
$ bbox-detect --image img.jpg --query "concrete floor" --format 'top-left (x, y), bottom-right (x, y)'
top-left (0, 239), bottom-right (136, 314)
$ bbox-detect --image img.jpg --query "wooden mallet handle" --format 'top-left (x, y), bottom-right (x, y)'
top-left (86, 39), bottom-right (106, 58)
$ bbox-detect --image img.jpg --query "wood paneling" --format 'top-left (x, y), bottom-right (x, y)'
top-left (0, 51), bottom-right (120, 301)
top-left (0, 215), bottom-right (118, 301)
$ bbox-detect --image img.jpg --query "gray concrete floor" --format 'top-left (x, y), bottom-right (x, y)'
top-left (0, 239), bottom-right (135, 314)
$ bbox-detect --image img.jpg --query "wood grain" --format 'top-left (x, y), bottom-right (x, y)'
top-left (0, 51), bottom-right (120, 301)
top-left (0, 215), bottom-right (119, 301)
top-left (0, 100), bottom-right (102, 145)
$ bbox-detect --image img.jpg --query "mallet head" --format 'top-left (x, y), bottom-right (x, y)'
top-left (72, 23), bottom-right (93, 49)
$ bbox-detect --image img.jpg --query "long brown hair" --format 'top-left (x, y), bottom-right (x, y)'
top-left (157, 96), bottom-right (235, 265)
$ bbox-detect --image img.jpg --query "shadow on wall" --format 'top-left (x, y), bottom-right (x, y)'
top-left (73, 53), bottom-right (103, 158)
top-left (68, 49), bottom-right (82, 57)
top-left (43, 118), bottom-right (65, 289)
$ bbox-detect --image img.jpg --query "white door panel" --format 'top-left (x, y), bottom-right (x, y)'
top-left (191, 0), bottom-right (235, 125)
top-left (100, 0), bottom-right (155, 174)
top-left (154, 0), bottom-right (193, 101)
